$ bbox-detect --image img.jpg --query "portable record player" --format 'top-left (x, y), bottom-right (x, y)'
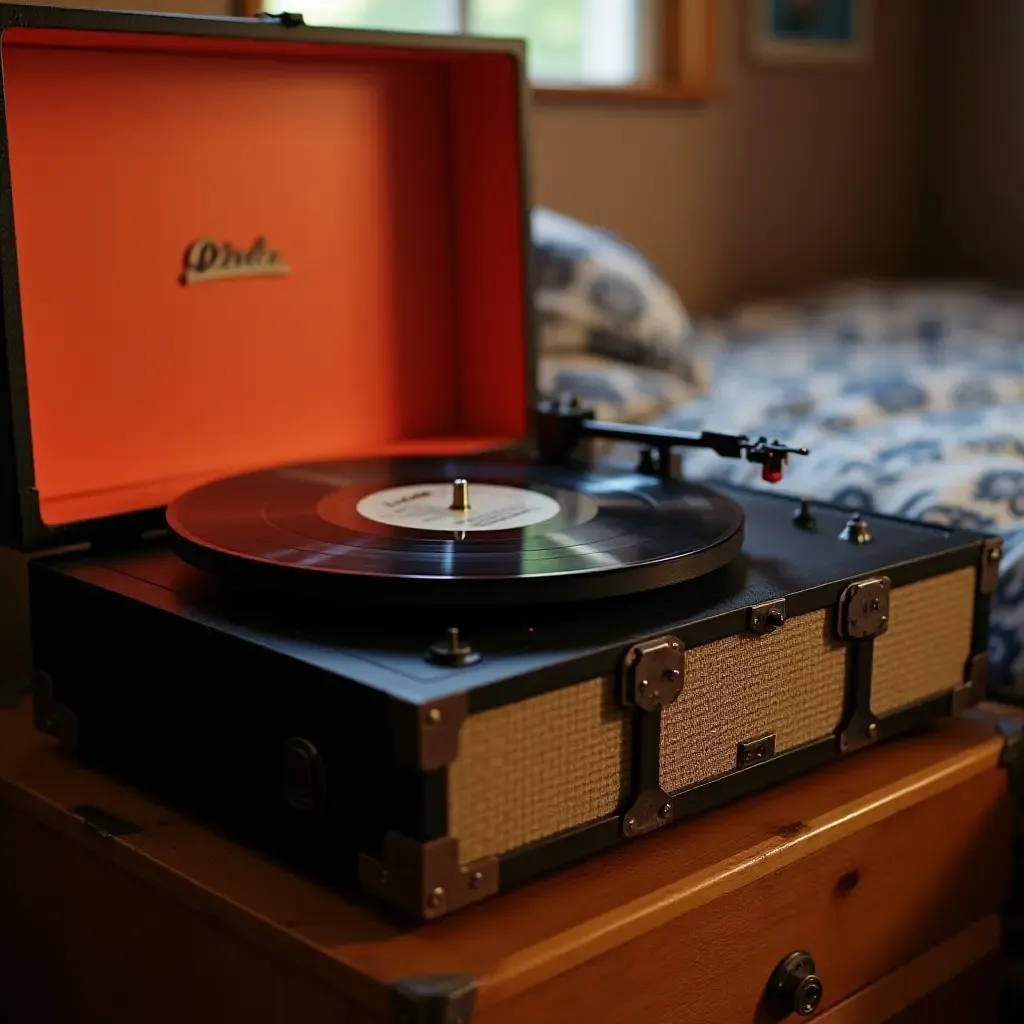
top-left (0, 4), bottom-right (1002, 923)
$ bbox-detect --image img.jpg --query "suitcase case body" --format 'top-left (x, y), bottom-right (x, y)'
top-left (30, 479), bottom-right (997, 919)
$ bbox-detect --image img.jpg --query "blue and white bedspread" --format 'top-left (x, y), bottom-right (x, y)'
top-left (530, 209), bottom-right (1024, 698)
top-left (654, 283), bottom-right (1024, 700)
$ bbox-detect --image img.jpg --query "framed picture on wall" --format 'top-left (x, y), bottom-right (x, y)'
top-left (747, 0), bottom-right (874, 65)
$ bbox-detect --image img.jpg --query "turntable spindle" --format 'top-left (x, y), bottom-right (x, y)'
top-left (426, 626), bottom-right (481, 667)
top-left (450, 478), bottom-right (470, 512)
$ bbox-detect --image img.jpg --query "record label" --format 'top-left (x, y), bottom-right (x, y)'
top-left (332, 482), bottom-right (568, 533)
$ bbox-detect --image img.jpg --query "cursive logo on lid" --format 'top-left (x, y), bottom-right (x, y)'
top-left (181, 236), bottom-right (291, 285)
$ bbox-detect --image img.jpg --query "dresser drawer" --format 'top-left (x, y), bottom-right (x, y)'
top-left (482, 743), bottom-right (1012, 1023)
top-left (822, 917), bottom-right (1003, 1023)
top-left (0, 702), bottom-right (1015, 1024)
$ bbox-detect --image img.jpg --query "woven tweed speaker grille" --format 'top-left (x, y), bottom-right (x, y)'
top-left (870, 567), bottom-right (976, 716)
top-left (447, 569), bottom-right (977, 865)
top-left (448, 678), bottom-right (631, 864)
top-left (659, 608), bottom-right (847, 793)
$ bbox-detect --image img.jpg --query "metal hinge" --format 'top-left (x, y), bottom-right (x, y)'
top-left (836, 579), bottom-right (889, 753)
top-left (256, 10), bottom-right (305, 26)
top-left (622, 789), bottom-right (674, 838)
top-left (618, 634), bottom-right (683, 839)
top-left (837, 577), bottom-right (891, 639)
top-left (619, 635), bottom-right (684, 711)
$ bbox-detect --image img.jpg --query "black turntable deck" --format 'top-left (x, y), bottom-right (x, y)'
top-left (41, 482), bottom-right (981, 706)
top-left (37, 481), bottom-right (974, 704)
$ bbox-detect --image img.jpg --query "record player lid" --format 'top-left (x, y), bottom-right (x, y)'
top-left (0, 5), bottom-right (532, 553)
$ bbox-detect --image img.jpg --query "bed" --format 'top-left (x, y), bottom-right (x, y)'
top-left (532, 207), bottom-right (1024, 702)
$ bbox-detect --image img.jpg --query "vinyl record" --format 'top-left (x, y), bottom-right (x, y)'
top-left (165, 456), bottom-right (745, 606)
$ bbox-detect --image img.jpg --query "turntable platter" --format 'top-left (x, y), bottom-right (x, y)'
top-left (164, 457), bottom-right (745, 606)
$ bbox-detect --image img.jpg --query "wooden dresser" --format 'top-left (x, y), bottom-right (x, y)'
top-left (0, 697), bottom-right (1017, 1023)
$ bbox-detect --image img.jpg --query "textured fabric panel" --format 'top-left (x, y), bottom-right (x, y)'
top-left (871, 568), bottom-right (977, 715)
top-left (449, 677), bottom-right (629, 865)
top-left (659, 610), bottom-right (848, 794)
top-left (447, 570), bottom-right (976, 866)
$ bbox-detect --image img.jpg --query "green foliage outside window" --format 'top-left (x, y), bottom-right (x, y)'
top-left (469, 0), bottom-right (585, 83)
top-left (263, 0), bottom-right (600, 84)
top-left (264, 0), bottom-right (457, 35)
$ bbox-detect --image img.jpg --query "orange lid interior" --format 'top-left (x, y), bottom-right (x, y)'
top-left (2, 26), bottom-right (528, 528)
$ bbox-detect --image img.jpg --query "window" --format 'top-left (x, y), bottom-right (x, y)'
top-left (247, 0), bottom-right (718, 101)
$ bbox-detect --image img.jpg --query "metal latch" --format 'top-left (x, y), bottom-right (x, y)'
top-left (738, 733), bottom-right (776, 767)
top-left (749, 599), bottom-right (786, 635)
top-left (837, 577), bottom-right (891, 640)
top-left (620, 635), bottom-right (684, 711)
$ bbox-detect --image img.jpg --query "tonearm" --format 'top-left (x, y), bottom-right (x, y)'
top-left (535, 396), bottom-right (809, 484)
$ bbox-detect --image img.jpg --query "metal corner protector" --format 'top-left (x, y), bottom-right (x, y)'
top-left (388, 973), bottom-right (477, 1024)
top-left (952, 653), bottom-right (989, 713)
top-left (357, 833), bottom-right (497, 921)
top-left (390, 692), bottom-right (469, 773)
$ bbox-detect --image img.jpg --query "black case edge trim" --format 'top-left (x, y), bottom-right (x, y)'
top-left (972, 544), bottom-right (995, 662)
top-left (415, 768), bottom-right (450, 843)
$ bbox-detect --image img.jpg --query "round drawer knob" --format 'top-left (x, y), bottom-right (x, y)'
top-left (765, 951), bottom-right (823, 1018)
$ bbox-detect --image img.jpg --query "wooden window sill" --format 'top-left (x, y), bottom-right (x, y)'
top-left (532, 83), bottom-right (720, 106)
top-left (238, 1), bottom-right (720, 109)
top-left (525, 1), bottom-right (722, 108)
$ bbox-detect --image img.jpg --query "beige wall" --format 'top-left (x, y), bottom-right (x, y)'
top-left (533, 0), bottom-right (931, 313)
top-left (924, 0), bottom-right (1024, 288)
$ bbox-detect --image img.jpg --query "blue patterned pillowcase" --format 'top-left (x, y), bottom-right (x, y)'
top-left (531, 208), bottom-right (710, 422)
